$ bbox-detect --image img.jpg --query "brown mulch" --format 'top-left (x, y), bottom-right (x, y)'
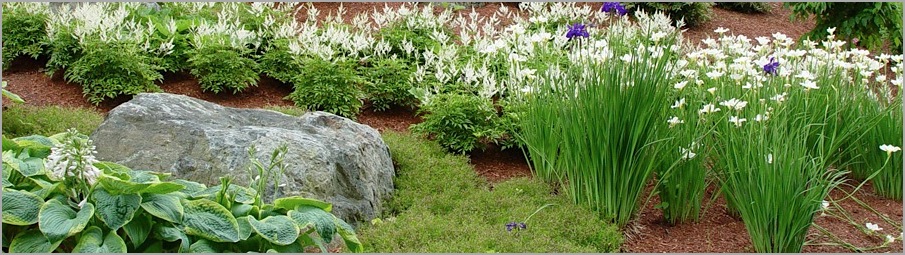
top-left (2, 3), bottom-right (901, 254)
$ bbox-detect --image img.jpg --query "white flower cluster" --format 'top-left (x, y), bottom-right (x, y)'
top-left (44, 130), bottom-right (101, 186)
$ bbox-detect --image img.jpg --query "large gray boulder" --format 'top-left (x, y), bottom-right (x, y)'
top-left (90, 93), bottom-right (395, 223)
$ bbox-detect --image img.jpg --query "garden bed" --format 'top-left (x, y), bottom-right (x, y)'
top-left (3, 2), bottom-right (902, 253)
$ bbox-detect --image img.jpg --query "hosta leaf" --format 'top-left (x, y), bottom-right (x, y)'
top-left (189, 239), bottom-right (221, 253)
top-left (142, 182), bottom-right (185, 194)
top-left (141, 193), bottom-right (183, 223)
top-left (154, 224), bottom-right (190, 253)
top-left (248, 215), bottom-right (300, 246)
top-left (9, 229), bottom-right (62, 253)
top-left (13, 135), bottom-right (54, 149)
top-left (182, 199), bottom-right (240, 243)
top-left (72, 226), bottom-right (127, 253)
top-left (126, 170), bottom-right (161, 183)
top-left (16, 157), bottom-right (45, 177)
top-left (2, 188), bottom-right (43, 225)
top-left (92, 188), bottom-right (142, 230)
top-left (270, 238), bottom-right (305, 253)
top-left (3, 135), bottom-right (21, 151)
top-left (172, 179), bottom-right (206, 194)
top-left (236, 216), bottom-right (253, 241)
top-left (230, 203), bottom-right (254, 218)
top-left (98, 174), bottom-right (152, 195)
top-left (38, 200), bottom-right (95, 243)
top-left (288, 206), bottom-right (336, 244)
top-left (2, 177), bottom-right (13, 188)
top-left (192, 184), bottom-right (257, 204)
top-left (93, 162), bottom-right (132, 176)
top-left (123, 212), bottom-right (153, 248)
top-left (274, 196), bottom-right (332, 212)
top-left (335, 216), bottom-right (363, 253)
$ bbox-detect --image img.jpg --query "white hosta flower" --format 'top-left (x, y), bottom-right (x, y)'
top-left (43, 130), bottom-right (101, 186)
top-left (880, 144), bottom-right (902, 155)
top-left (671, 98), bottom-right (686, 109)
top-left (719, 98), bottom-right (747, 111)
top-left (800, 80), bottom-right (819, 90)
top-left (728, 116), bottom-right (747, 127)
top-left (866, 222), bottom-right (883, 232)
top-left (699, 104), bottom-right (721, 114)
top-left (680, 147), bottom-right (696, 160)
top-left (667, 116), bottom-right (684, 128)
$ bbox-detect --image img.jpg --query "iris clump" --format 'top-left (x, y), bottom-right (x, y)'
top-left (763, 57), bottom-right (779, 75)
top-left (565, 23), bottom-right (590, 39)
top-left (601, 2), bottom-right (628, 16)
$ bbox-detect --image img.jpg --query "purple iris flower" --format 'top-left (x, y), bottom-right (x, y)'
top-left (601, 2), bottom-right (628, 16)
top-left (505, 222), bottom-right (518, 232)
top-left (763, 57), bottom-right (779, 75)
top-left (566, 23), bottom-right (590, 40)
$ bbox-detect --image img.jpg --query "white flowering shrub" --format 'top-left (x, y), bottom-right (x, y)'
top-left (1, 131), bottom-right (363, 253)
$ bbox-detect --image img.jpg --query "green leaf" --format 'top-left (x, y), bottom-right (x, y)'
top-left (38, 199), bottom-right (95, 243)
top-left (3, 88), bottom-right (25, 103)
top-left (122, 212), bottom-right (153, 248)
top-left (9, 229), bottom-right (62, 253)
top-left (248, 215), bottom-right (300, 246)
top-left (189, 238), bottom-right (221, 253)
top-left (154, 224), bottom-right (190, 253)
top-left (72, 226), bottom-right (127, 253)
top-left (91, 188), bottom-right (142, 230)
top-left (93, 162), bottom-right (132, 176)
top-left (172, 179), bottom-right (207, 194)
top-left (274, 196), bottom-right (332, 212)
top-left (182, 199), bottom-right (240, 243)
top-left (141, 193), bottom-right (184, 223)
top-left (230, 203), bottom-right (254, 218)
top-left (142, 182), bottom-right (185, 194)
top-left (288, 206), bottom-right (336, 244)
top-left (98, 174), bottom-right (152, 194)
top-left (2, 188), bottom-right (43, 225)
top-left (3, 135), bottom-right (22, 152)
top-left (236, 216), bottom-right (253, 241)
top-left (192, 184), bottom-right (257, 204)
top-left (335, 216), bottom-right (363, 253)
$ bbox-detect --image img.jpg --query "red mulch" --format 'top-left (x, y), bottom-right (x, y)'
top-left (2, 3), bottom-right (901, 253)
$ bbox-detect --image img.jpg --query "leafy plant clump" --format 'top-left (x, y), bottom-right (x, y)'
top-left (63, 40), bottom-right (164, 105)
top-left (625, 2), bottom-right (714, 27)
top-left (360, 56), bottom-right (417, 111)
top-left (1, 130), bottom-right (363, 253)
top-left (786, 2), bottom-right (903, 53)
top-left (186, 44), bottom-right (260, 94)
top-left (411, 93), bottom-right (498, 154)
top-left (287, 58), bottom-right (365, 119)
top-left (1, 2), bottom-right (49, 69)
top-left (1, 104), bottom-right (104, 138)
top-left (714, 2), bottom-right (771, 14)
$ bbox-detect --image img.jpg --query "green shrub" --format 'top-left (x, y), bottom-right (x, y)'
top-left (411, 93), bottom-right (497, 153)
top-left (359, 132), bottom-right (623, 253)
top-left (377, 21), bottom-right (448, 63)
top-left (786, 2), bottom-right (903, 53)
top-left (714, 2), bottom-right (771, 14)
top-left (1, 2), bottom-right (49, 69)
top-left (259, 39), bottom-right (305, 84)
top-left (186, 44), bottom-right (259, 94)
top-left (1, 104), bottom-right (104, 138)
top-left (626, 2), bottom-right (713, 27)
top-left (286, 58), bottom-right (364, 119)
top-left (1, 130), bottom-right (363, 253)
top-left (63, 40), bottom-right (164, 105)
top-left (360, 57), bottom-right (416, 111)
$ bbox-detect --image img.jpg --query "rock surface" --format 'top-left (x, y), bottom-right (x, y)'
top-left (90, 93), bottom-right (395, 223)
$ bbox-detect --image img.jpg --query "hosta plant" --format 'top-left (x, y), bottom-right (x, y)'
top-left (1, 130), bottom-right (363, 253)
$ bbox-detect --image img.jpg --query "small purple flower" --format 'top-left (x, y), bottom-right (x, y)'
top-left (763, 57), bottom-right (780, 75)
top-left (505, 222), bottom-right (518, 232)
top-left (566, 23), bottom-right (590, 40)
top-left (601, 2), bottom-right (628, 16)
top-left (518, 223), bottom-right (527, 230)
